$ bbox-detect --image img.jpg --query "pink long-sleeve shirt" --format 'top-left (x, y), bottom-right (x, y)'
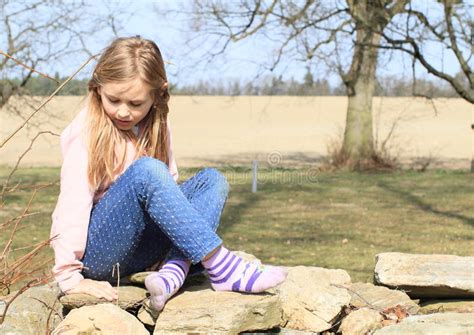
top-left (50, 106), bottom-right (178, 293)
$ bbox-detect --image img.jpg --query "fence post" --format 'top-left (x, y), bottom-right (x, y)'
top-left (252, 160), bottom-right (258, 193)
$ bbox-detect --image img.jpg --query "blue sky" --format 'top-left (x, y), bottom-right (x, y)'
top-left (42, 0), bottom-right (466, 88)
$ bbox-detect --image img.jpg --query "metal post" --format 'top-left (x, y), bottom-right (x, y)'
top-left (252, 160), bottom-right (258, 193)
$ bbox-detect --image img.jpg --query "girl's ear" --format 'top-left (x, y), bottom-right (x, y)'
top-left (159, 82), bottom-right (169, 100)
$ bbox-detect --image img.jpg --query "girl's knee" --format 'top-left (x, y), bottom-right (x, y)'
top-left (202, 168), bottom-right (230, 197)
top-left (132, 157), bottom-right (171, 183)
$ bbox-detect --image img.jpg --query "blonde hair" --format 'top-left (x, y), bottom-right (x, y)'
top-left (86, 36), bottom-right (170, 193)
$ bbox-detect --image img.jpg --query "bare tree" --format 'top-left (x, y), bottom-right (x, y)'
top-left (378, 0), bottom-right (473, 103)
top-left (168, 0), bottom-right (410, 169)
top-left (0, 0), bottom-right (133, 110)
top-left (371, 0), bottom-right (473, 171)
top-left (341, 1), bottom-right (407, 167)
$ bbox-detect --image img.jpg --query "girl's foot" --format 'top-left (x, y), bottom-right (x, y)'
top-left (144, 260), bottom-right (190, 312)
top-left (201, 246), bottom-right (287, 292)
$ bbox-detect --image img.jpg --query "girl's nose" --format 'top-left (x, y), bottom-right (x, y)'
top-left (117, 106), bottom-right (131, 119)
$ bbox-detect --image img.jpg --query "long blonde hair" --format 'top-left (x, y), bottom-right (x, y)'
top-left (86, 36), bottom-right (170, 193)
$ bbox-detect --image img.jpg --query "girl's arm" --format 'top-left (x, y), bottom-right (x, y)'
top-left (50, 108), bottom-right (93, 293)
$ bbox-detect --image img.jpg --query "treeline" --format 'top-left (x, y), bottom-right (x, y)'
top-left (3, 70), bottom-right (462, 98)
top-left (3, 73), bottom-right (89, 96)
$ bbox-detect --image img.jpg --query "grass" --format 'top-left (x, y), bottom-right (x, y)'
top-left (1, 165), bottom-right (473, 289)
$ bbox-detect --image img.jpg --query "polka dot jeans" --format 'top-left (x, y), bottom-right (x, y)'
top-left (81, 157), bottom-right (229, 283)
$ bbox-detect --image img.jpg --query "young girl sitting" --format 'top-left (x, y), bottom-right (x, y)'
top-left (50, 36), bottom-right (287, 313)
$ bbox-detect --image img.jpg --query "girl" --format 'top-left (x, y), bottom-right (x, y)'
top-left (50, 36), bottom-right (287, 313)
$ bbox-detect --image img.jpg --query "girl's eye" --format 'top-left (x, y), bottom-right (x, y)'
top-left (108, 97), bottom-right (141, 107)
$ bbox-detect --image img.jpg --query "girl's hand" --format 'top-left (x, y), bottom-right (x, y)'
top-left (65, 278), bottom-right (118, 301)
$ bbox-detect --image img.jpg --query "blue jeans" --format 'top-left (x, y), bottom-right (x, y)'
top-left (81, 157), bottom-right (229, 283)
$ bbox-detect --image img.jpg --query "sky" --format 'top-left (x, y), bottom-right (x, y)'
top-left (17, 0), bottom-right (470, 88)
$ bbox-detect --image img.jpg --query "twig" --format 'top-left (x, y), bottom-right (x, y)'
top-left (0, 212), bottom-right (40, 230)
top-left (0, 189), bottom-right (38, 261)
top-left (112, 262), bottom-right (120, 305)
top-left (5, 182), bottom-right (58, 193)
top-left (331, 283), bottom-right (384, 313)
top-left (0, 51), bottom-right (60, 84)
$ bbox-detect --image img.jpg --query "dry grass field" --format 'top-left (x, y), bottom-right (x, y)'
top-left (1, 96), bottom-right (473, 170)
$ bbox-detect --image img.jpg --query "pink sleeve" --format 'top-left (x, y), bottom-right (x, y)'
top-left (167, 120), bottom-right (179, 182)
top-left (50, 109), bottom-right (93, 293)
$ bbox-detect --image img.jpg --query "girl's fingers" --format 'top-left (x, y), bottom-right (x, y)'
top-left (66, 279), bottom-right (118, 301)
top-left (99, 281), bottom-right (119, 299)
top-left (88, 286), bottom-right (116, 301)
top-left (100, 280), bottom-right (113, 288)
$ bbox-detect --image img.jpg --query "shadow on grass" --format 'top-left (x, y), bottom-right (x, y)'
top-left (377, 180), bottom-right (474, 227)
top-left (218, 186), bottom-right (262, 235)
top-left (185, 151), bottom-right (326, 168)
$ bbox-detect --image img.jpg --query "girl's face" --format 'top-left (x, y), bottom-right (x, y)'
top-left (98, 77), bottom-right (155, 131)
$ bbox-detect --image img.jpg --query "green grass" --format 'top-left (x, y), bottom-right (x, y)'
top-left (1, 166), bottom-right (473, 288)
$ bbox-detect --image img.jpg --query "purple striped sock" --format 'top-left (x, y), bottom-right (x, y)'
top-left (145, 260), bottom-right (190, 312)
top-left (201, 246), bottom-right (287, 293)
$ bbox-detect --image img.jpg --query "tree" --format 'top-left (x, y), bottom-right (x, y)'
top-left (373, 0), bottom-right (472, 170)
top-left (340, 1), bottom-right (408, 167)
top-left (173, 0), bottom-right (409, 169)
top-left (379, 0), bottom-right (472, 103)
top-left (0, 0), bottom-right (132, 110)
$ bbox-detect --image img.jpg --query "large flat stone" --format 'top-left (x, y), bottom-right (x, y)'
top-left (346, 282), bottom-right (419, 314)
top-left (373, 312), bottom-right (474, 334)
top-left (153, 282), bottom-right (282, 334)
top-left (59, 285), bottom-right (147, 310)
top-left (339, 307), bottom-right (383, 335)
top-left (277, 266), bottom-right (351, 333)
top-left (374, 253), bottom-right (474, 298)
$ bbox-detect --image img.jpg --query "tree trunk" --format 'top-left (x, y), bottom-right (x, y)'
top-left (342, 21), bottom-right (382, 168)
top-left (471, 124), bottom-right (474, 172)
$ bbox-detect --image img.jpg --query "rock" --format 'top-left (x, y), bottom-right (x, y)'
top-left (127, 271), bottom-right (154, 285)
top-left (0, 283), bottom-right (63, 335)
top-left (277, 266), bottom-right (351, 333)
top-left (137, 298), bottom-right (157, 326)
top-left (278, 328), bottom-right (319, 334)
top-left (153, 281), bottom-right (282, 334)
top-left (374, 252), bottom-right (474, 298)
top-left (339, 307), bottom-right (383, 335)
top-left (233, 250), bottom-right (259, 262)
top-left (419, 299), bottom-right (474, 314)
top-left (373, 312), bottom-right (474, 334)
top-left (346, 282), bottom-right (419, 314)
top-left (52, 303), bottom-right (148, 334)
top-left (59, 285), bottom-right (147, 310)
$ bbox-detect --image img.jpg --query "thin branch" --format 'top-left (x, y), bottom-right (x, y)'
top-left (0, 51), bottom-right (60, 84)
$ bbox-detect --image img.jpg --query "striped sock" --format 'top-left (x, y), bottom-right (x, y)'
top-left (201, 246), bottom-right (287, 292)
top-left (144, 260), bottom-right (190, 312)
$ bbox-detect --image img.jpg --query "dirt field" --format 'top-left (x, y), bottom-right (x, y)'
top-left (1, 96), bottom-right (472, 170)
